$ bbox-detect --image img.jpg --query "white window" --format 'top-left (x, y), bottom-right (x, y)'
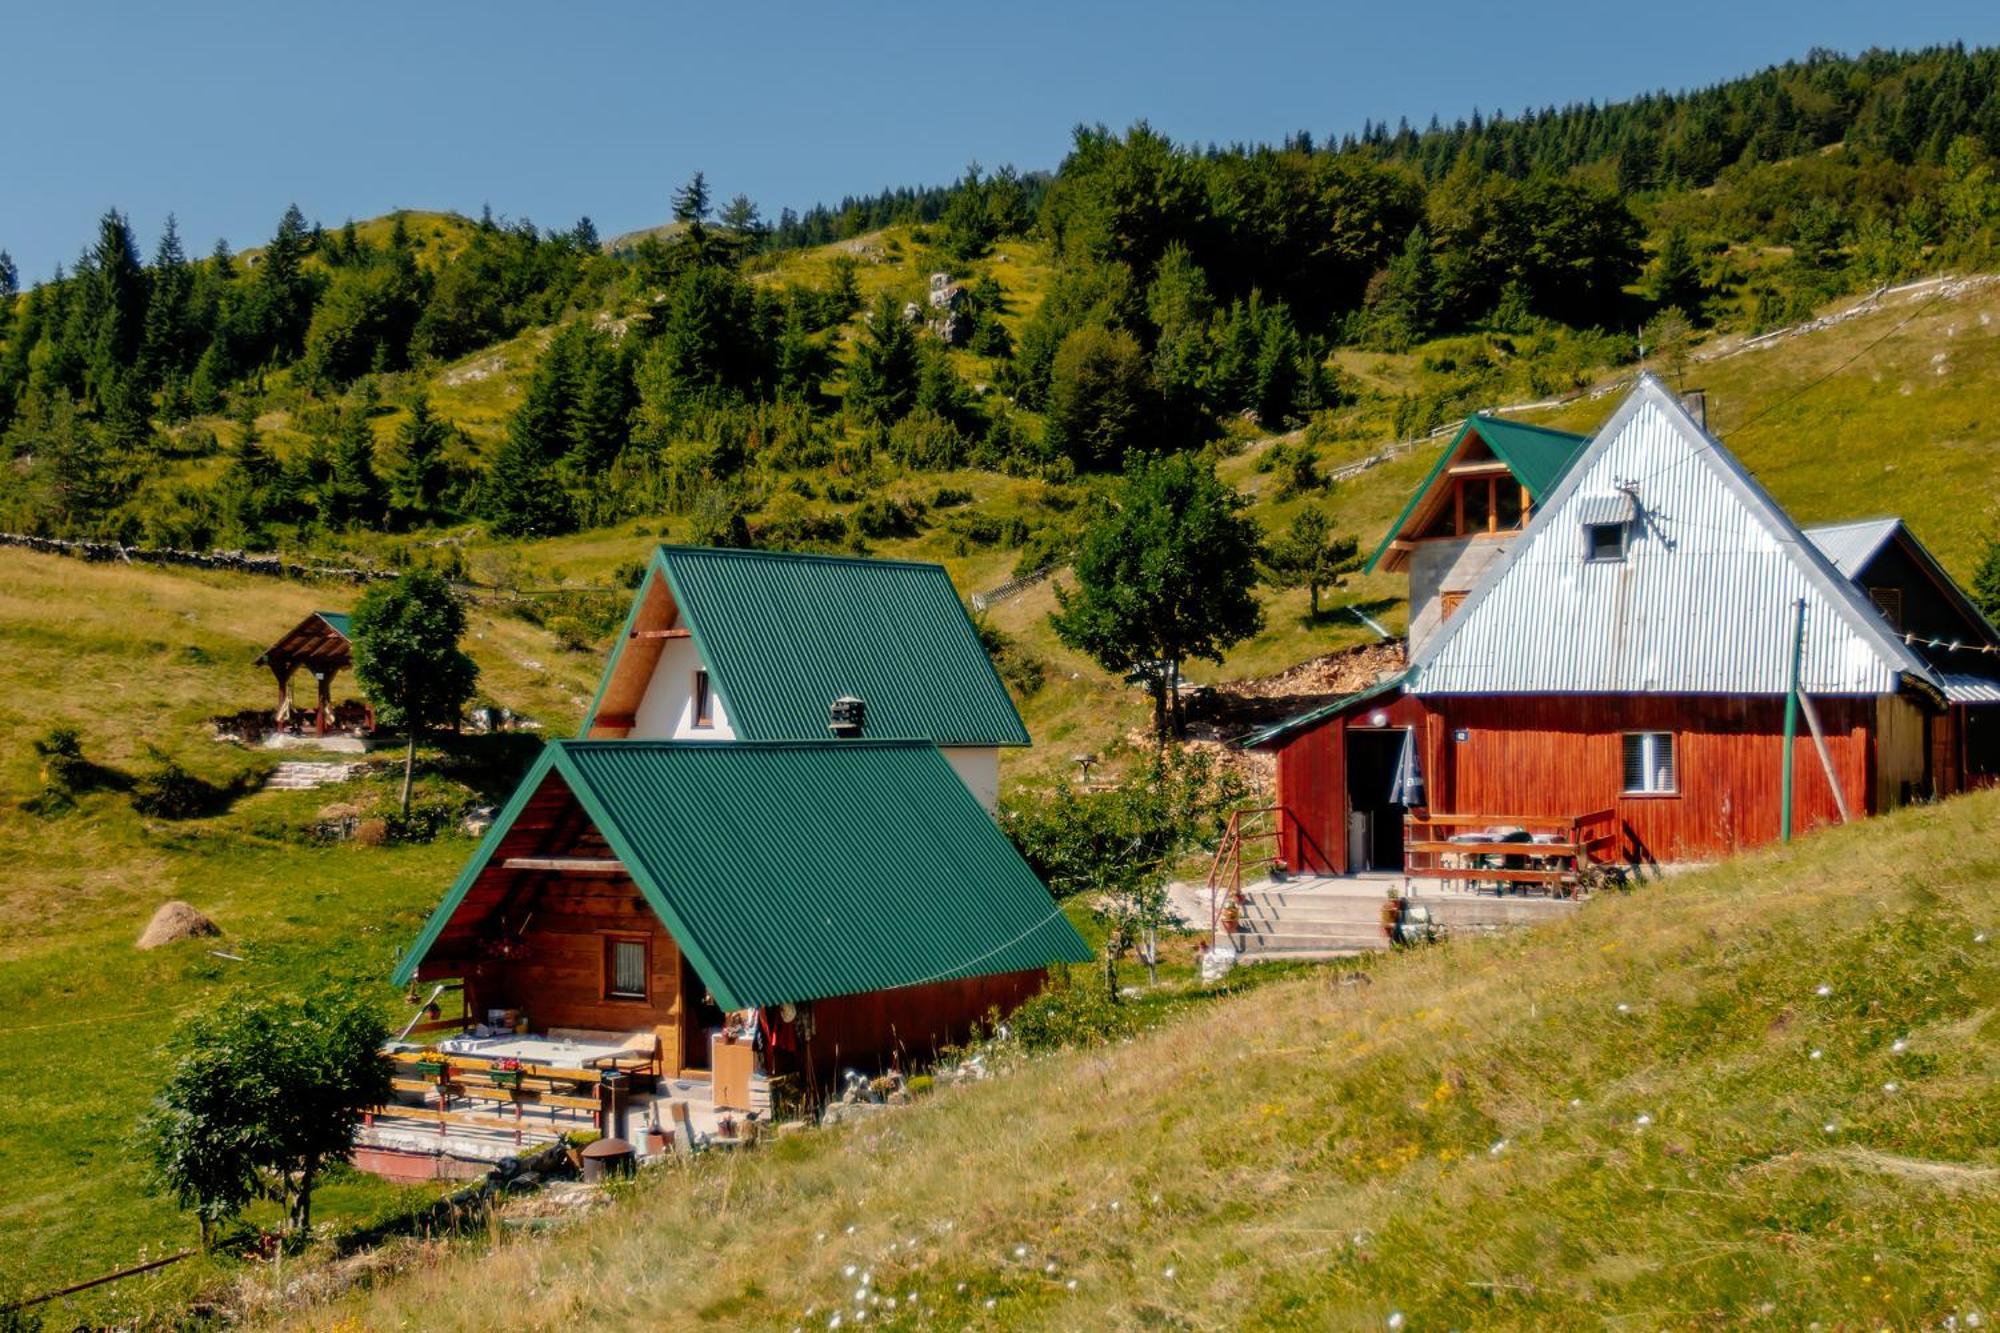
top-left (1622, 732), bottom-right (1676, 795)
top-left (692, 669), bottom-right (714, 729)
top-left (606, 938), bottom-right (648, 1000)
top-left (1586, 521), bottom-right (1628, 562)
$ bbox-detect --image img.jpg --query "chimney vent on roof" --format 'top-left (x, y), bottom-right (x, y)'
top-left (1680, 388), bottom-right (1708, 430)
top-left (829, 696), bottom-right (866, 738)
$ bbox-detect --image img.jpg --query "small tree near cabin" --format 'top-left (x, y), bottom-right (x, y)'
top-left (1005, 748), bottom-right (1250, 997)
top-left (350, 571), bottom-right (479, 814)
top-left (1267, 505), bottom-right (1360, 622)
top-left (1051, 452), bottom-right (1264, 739)
top-left (143, 987), bottom-right (390, 1245)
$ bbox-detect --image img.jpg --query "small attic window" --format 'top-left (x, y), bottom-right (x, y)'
top-left (1586, 522), bottom-right (1628, 562)
top-left (692, 669), bottom-right (714, 728)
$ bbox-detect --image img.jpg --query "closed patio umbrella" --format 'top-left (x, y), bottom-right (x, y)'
top-left (1388, 728), bottom-right (1424, 807)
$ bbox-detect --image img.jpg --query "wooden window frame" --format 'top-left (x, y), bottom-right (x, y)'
top-left (604, 934), bottom-right (651, 1002)
top-left (691, 668), bottom-right (714, 729)
top-left (1867, 586), bottom-right (1903, 631)
top-left (1621, 731), bottom-right (1678, 797)
top-left (1439, 589), bottom-right (1468, 621)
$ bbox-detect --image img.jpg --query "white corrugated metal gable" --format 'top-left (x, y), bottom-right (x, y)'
top-left (1409, 376), bottom-right (1937, 697)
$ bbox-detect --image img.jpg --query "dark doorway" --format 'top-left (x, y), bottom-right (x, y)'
top-left (1346, 729), bottom-right (1410, 872)
top-left (680, 954), bottom-right (727, 1072)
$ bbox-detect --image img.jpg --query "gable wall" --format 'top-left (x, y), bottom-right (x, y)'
top-left (630, 635), bottom-right (737, 740)
top-left (1417, 396), bottom-right (1906, 697)
top-left (460, 877), bottom-right (687, 1070)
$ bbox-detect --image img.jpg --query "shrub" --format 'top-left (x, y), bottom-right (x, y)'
top-left (1006, 967), bottom-right (1134, 1051)
top-left (130, 748), bottom-right (227, 820)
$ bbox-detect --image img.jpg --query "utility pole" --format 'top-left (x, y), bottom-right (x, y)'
top-left (1780, 598), bottom-right (1806, 843)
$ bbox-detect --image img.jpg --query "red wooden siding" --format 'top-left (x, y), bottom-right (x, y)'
top-left (1427, 694), bottom-right (1873, 863)
top-left (1273, 721), bottom-right (1342, 873)
top-left (799, 969), bottom-right (1045, 1075)
top-left (1270, 692), bottom-right (1887, 866)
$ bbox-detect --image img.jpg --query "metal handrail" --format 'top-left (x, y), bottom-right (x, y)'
top-left (1207, 805), bottom-right (1292, 943)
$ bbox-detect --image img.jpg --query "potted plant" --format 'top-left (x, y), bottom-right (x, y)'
top-left (491, 1056), bottom-right (524, 1089)
top-left (413, 1048), bottom-right (449, 1080)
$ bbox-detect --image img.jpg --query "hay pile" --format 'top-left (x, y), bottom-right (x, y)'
top-left (136, 900), bottom-right (221, 950)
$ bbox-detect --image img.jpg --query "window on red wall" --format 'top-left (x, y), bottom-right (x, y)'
top-left (1621, 732), bottom-right (1677, 795)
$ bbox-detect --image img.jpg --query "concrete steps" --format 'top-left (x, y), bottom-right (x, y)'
top-left (263, 760), bottom-right (365, 792)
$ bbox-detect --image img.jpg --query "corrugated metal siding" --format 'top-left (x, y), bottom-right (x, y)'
top-left (1413, 383), bottom-right (1929, 697)
top-left (557, 740), bottom-right (1087, 1010)
top-left (1942, 673), bottom-right (2000, 705)
top-left (1804, 518), bottom-right (1901, 580)
top-left (660, 547), bottom-right (1030, 747)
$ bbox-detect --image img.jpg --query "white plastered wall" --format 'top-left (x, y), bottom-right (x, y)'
top-left (629, 637), bottom-right (737, 740)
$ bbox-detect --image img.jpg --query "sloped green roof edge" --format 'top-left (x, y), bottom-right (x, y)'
top-left (575, 549), bottom-right (671, 739)
top-left (1362, 416), bottom-right (1588, 574)
top-left (314, 610), bottom-right (352, 638)
top-left (1238, 670), bottom-right (1410, 750)
top-left (393, 739), bottom-right (1089, 1010)
top-left (578, 547), bottom-right (1030, 747)
top-left (390, 743), bottom-right (566, 988)
top-left (654, 546), bottom-right (1030, 747)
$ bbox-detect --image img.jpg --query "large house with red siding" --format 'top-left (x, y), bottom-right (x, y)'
top-left (1247, 375), bottom-right (2000, 875)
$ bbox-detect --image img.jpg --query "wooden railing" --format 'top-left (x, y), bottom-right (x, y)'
top-left (1206, 805), bottom-right (1296, 941)
top-left (372, 1048), bottom-right (649, 1147)
top-left (1403, 809), bottom-right (1618, 896)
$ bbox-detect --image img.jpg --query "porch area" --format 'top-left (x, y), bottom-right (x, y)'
top-left (358, 1025), bottom-right (773, 1181)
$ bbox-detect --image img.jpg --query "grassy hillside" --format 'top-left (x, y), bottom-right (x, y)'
top-left (0, 550), bottom-right (600, 1316)
top-left (290, 789), bottom-right (2000, 1330)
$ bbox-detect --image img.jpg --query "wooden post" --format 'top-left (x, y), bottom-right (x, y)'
top-left (1780, 599), bottom-right (1806, 843)
top-left (316, 670), bottom-right (332, 736)
top-left (1796, 691), bottom-right (1852, 824)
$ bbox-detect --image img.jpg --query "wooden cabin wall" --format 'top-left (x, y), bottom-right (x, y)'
top-left (1273, 723), bottom-right (1343, 874)
top-left (463, 876), bottom-right (685, 1069)
top-left (1430, 694), bottom-right (1874, 863)
top-left (1875, 695), bottom-right (1929, 810)
top-left (790, 969), bottom-right (1046, 1076)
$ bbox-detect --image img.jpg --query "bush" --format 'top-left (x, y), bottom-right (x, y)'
top-left (852, 496), bottom-right (926, 539)
top-left (1006, 967), bottom-right (1134, 1051)
top-left (130, 748), bottom-right (229, 820)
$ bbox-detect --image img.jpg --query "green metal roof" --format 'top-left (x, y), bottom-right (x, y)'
top-left (582, 546), bottom-right (1029, 747)
top-left (314, 611), bottom-right (352, 638)
top-left (1238, 671), bottom-right (1410, 750)
top-left (1362, 416), bottom-right (1588, 573)
top-left (392, 739), bottom-right (1089, 1009)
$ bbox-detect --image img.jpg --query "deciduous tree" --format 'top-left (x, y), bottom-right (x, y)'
top-left (1051, 452), bottom-right (1263, 737)
top-left (351, 571), bottom-right (479, 814)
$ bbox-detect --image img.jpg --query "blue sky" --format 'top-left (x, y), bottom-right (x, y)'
top-left (5, 1), bottom-right (2000, 281)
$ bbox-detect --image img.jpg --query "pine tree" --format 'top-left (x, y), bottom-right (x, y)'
top-left (846, 292), bottom-right (920, 426)
top-left (1971, 533), bottom-right (2000, 623)
top-left (81, 210), bottom-right (148, 409)
top-left (388, 393), bottom-right (453, 525)
top-left (671, 172), bottom-right (712, 226)
top-left (1266, 505), bottom-right (1360, 621)
top-left (0, 249), bottom-right (16, 347)
top-left (323, 407), bottom-right (386, 528)
top-left (1648, 226), bottom-right (1705, 316)
top-left (141, 215), bottom-right (194, 383)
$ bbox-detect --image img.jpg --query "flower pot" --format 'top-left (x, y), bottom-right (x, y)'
top-left (414, 1060), bottom-right (448, 1080)
top-left (492, 1069), bottom-right (524, 1089)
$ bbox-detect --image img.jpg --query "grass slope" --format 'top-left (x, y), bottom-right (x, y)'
top-left (0, 550), bottom-right (598, 1316)
top-left (302, 790), bottom-right (2000, 1331)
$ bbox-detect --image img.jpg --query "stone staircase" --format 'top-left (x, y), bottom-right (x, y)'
top-left (1229, 885), bottom-right (1390, 961)
top-left (263, 760), bottom-right (365, 792)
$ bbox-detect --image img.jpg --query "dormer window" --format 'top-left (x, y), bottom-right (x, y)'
top-left (1586, 522), bottom-right (1628, 562)
top-left (1576, 492), bottom-right (1637, 563)
top-left (692, 669), bottom-right (714, 728)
